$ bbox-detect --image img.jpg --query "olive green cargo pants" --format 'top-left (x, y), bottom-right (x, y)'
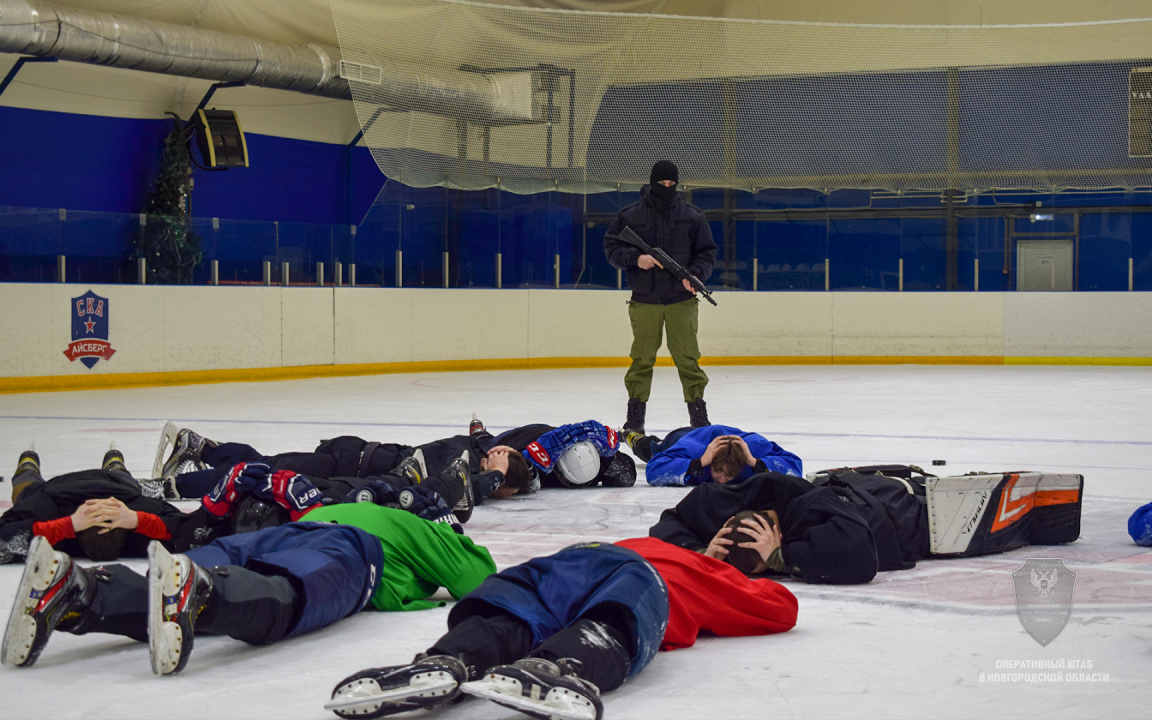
top-left (625, 297), bottom-right (708, 403)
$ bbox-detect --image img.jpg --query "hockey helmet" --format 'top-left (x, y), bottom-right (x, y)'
top-left (231, 494), bottom-right (290, 535)
top-left (555, 441), bottom-right (601, 488)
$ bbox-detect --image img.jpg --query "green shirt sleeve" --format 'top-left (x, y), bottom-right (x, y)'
top-left (302, 504), bottom-right (496, 612)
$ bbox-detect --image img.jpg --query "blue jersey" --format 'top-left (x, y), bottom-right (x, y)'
top-left (645, 425), bottom-right (802, 486)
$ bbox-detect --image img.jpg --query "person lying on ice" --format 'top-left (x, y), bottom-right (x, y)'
top-left (323, 531), bottom-right (798, 720)
top-left (620, 425), bottom-right (802, 486)
top-left (468, 415), bottom-right (637, 490)
top-left (650, 470), bottom-right (893, 584)
top-left (1, 498), bottom-right (497, 674)
top-left (147, 425), bottom-right (529, 521)
top-left (654, 465), bottom-right (1084, 585)
top-left (1, 445), bottom-right (190, 565)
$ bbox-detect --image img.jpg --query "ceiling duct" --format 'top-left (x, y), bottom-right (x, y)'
top-left (0, 0), bottom-right (528, 123)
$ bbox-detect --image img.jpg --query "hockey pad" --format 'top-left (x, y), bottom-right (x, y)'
top-left (926, 472), bottom-right (1083, 556)
top-left (524, 421), bottom-right (617, 472)
top-left (808, 464), bottom-right (933, 496)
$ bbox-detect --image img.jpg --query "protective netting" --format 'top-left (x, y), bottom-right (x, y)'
top-left (330, 0), bottom-right (1152, 193)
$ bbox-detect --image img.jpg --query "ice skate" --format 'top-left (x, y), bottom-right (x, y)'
top-left (325, 654), bottom-right (468, 718)
top-left (469, 412), bottom-right (486, 437)
top-left (138, 476), bottom-right (179, 500)
top-left (14, 443), bottom-right (39, 477)
top-left (619, 428), bottom-right (644, 452)
top-left (461, 657), bottom-right (603, 720)
top-left (154, 424), bottom-right (210, 481)
top-left (101, 442), bottom-right (127, 474)
top-left (447, 451), bottom-right (474, 524)
top-left (11, 444), bottom-right (40, 502)
top-left (393, 450), bottom-right (426, 485)
top-left (148, 541), bottom-right (212, 676)
top-left (151, 422), bottom-right (180, 479)
top-left (2, 535), bottom-right (94, 668)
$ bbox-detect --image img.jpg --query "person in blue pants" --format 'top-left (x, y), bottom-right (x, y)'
top-left (1, 504), bottom-right (495, 675)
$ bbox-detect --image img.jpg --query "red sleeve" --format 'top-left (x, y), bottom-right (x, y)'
top-left (32, 516), bottom-right (76, 546)
top-left (616, 537), bottom-right (798, 651)
top-left (134, 512), bottom-right (172, 541)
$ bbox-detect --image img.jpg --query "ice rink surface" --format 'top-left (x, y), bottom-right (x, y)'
top-left (0, 364), bottom-right (1148, 720)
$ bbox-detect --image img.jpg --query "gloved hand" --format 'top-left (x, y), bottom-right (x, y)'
top-left (525, 421), bottom-right (618, 472)
top-left (202, 462), bottom-right (271, 518)
top-left (346, 480), bottom-right (403, 507)
top-left (399, 486), bottom-right (463, 534)
top-left (260, 470), bottom-right (324, 521)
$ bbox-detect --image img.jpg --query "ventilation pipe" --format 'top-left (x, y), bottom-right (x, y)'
top-left (0, 0), bottom-right (530, 122)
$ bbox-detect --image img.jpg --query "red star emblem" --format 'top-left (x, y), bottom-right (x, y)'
top-left (84, 318), bottom-right (96, 333)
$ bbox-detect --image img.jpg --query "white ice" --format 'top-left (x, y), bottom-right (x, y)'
top-left (0, 365), bottom-right (1148, 719)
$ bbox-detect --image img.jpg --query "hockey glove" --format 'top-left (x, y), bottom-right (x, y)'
top-left (399, 486), bottom-right (463, 535)
top-left (346, 480), bottom-right (402, 507)
top-left (524, 421), bottom-right (618, 472)
top-left (263, 470), bottom-right (324, 521)
top-left (202, 462), bottom-right (270, 518)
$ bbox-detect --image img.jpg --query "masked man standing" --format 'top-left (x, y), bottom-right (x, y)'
top-left (604, 160), bottom-right (717, 434)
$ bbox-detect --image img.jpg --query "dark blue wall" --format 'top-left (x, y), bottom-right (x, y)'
top-left (0, 105), bottom-right (384, 224)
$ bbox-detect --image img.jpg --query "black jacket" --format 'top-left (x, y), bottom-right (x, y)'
top-left (648, 472), bottom-right (887, 585)
top-left (0, 470), bottom-right (189, 563)
top-left (604, 185), bottom-right (717, 305)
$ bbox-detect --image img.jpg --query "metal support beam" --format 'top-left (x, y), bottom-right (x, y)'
top-left (196, 81), bottom-right (245, 111)
top-left (0, 56), bottom-right (56, 97)
top-left (945, 68), bottom-right (961, 291)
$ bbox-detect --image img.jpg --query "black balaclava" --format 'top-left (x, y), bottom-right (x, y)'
top-left (649, 160), bottom-right (678, 202)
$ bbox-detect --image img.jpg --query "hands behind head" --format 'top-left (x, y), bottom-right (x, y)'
top-left (703, 519), bottom-right (735, 561)
top-left (482, 445), bottom-right (516, 476)
top-left (735, 513), bottom-right (782, 563)
top-left (700, 435), bottom-right (747, 467)
top-left (71, 497), bottom-right (139, 534)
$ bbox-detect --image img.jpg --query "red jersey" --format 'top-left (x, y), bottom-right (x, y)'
top-left (615, 536), bottom-right (798, 651)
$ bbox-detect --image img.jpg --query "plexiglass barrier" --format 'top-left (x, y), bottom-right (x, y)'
top-left (1, 186), bottom-right (1149, 290)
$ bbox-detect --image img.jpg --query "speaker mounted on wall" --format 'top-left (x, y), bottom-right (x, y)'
top-left (192, 109), bottom-right (249, 168)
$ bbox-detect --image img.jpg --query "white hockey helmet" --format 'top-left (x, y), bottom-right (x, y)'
top-left (555, 441), bottom-right (600, 488)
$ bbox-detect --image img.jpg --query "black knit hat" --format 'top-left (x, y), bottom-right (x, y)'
top-left (650, 160), bottom-right (678, 185)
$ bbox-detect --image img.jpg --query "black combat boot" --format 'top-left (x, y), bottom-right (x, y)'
top-left (623, 398), bottom-right (646, 435)
top-left (687, 398), bottom-right (710, 428)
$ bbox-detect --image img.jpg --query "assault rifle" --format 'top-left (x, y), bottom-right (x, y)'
top-left (617, 226), bottom-right (717, 306)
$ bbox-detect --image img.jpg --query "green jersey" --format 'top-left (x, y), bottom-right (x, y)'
top-left (303, 503), bottom-right (496, 612)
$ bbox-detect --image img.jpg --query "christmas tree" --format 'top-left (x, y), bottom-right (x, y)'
top-left (132, 119), bottom-right (202, 284)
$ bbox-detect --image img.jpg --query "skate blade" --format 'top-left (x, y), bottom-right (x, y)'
top-left (461, 677), bottom-right (598, 720)
top-left (324, 673), bottom-right (459, 711)
top-left (147, 542), bottom-right (184, 676)
top-left (413, 448), bottom-right (427, 479)
top-left (1, 537), bottom-right (57, 666)
top-left (152, 422), bottom-right (179, 479)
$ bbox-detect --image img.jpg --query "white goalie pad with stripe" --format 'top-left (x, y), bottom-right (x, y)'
top-left (926, 472), bottom-right (1084, 556)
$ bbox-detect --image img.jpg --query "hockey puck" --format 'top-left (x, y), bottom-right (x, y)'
top-left (932, 460), bottom-right (946, 466)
